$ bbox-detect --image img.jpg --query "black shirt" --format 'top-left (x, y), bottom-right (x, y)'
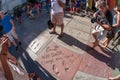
top-left (105, 10), bottom-right (113, 26)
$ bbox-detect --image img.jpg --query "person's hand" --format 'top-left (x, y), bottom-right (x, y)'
top-left (96, 20), bottom-right (102, 26)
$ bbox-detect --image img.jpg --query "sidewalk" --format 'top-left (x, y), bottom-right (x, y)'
top-left (11, 10), bottom-right (120, 80)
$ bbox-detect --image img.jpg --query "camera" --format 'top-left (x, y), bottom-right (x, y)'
top-left (91, 15), bottom-right (107, 24)
top-left (91, 18), bottom-right (97, 23)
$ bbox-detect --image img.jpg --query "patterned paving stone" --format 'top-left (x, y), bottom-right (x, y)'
top-left (79, 42), bottom-right (114, 78)
top-left (23, 32), bottom-right (52, 53)
top-left (35, 42), bottom-right (81, 80)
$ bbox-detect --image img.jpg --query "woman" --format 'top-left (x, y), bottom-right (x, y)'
top-left (25, 3), bottom-right (35, 18)
top-left (34, 1), bottom-right (41, 15)
top-left (111, 5), bottom-right (120, 50)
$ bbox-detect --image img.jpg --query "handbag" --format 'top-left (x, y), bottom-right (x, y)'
top-left (47, 20), bottom-right (54, 29)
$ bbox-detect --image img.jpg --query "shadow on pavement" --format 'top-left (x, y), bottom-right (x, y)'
top-left (58, 33), bottom-right (116, 70)
top-left (64, 12), bottom-right (73, 19)
top-left (9, 44), bottom-right (56, 80)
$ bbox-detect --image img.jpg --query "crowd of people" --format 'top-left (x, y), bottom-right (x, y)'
top-left (1, 0), bottom-right (120, 80)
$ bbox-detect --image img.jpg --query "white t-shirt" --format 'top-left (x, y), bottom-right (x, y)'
top-left (51, 0), bottom-right (66, 14)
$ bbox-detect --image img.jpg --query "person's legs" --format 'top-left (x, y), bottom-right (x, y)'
top-left (50, 14), bottom-right (57, 33)
top-left (53, 23), bottom-right (57, 33)
top-left (57, 12), bottom-right (64, 36)
top-left (60, 23), bottom-right (64, 35)
top-left (46, 3), bottom-right (50, 13)
top-left (92, 33), bottom-right (99, 48)
top-left (37, 8), bottom-right (40, 15)
top-left (11, 29), bottom-right (21, 45)
top-left (6, 32), bottom-right (17, 47)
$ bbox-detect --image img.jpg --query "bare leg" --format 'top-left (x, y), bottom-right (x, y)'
top-left (60, 23), bottom-right (64, 35)
top-left (92, 34), bottom-right (98, 48)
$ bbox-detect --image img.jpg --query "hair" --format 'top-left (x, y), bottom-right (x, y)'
top-left (97, 0), bottom-right (107, 8)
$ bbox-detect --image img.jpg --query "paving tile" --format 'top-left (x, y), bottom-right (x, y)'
top-left (24, 32), bottom-right (52, 53)
top-left (35, 42), bottom-right (81, 80)
top-left (112, 68), bottom-right (120, 77)
top-left (73, 71), bottom-right (107, 80)
top-left (23, 32), bottom-right (37, 45)
top-left (54, 32), bottom-right (88, 55)
top-left (79, 43), bottom-right (114, 78)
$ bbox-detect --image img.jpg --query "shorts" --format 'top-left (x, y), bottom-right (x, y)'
top-left (6, 29), bottom-right (18, 43)
top-left (51, 12), bottom-right (64, 26)
top-left (92, 25), bottom-right (107, 41)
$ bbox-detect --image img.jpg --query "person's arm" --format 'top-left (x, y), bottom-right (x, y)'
top-left (58, 0), bottom-right (65, 8)
top-left (102, 24), bottom-right (111, 30)
top-left (10, 19), bottom-right (16, 31)
top-left (93, 12), bottom-right (98, 18)
top-left (96, 20), bottom-right (111, 30)
top-left (113, 14), bottom-right (120, 27)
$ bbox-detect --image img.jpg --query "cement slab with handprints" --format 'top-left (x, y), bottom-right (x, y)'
top-left (23, 32), bottom-right (51, 53)
top-left (79, 43), bottom-right (114, 78)
top-left (35, 42), bottom-right (81, 80)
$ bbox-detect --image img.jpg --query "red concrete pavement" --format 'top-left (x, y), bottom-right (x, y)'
top-left (36, 42), bottom-right (81, 80)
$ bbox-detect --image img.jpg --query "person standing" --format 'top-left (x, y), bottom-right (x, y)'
top-left (111, 5), bottom-right (120, 50)
top-left (45, 0), bottom-right (50, 13)
top-left (85, 0), bottom-right (92, 16)
top-left (0, 10), bottom-right (21, 50)
top-left (50, 0), bottom-right (66, 37)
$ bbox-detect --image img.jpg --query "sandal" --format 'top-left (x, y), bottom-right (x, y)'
top-left (59, 33), bottom-right (64, 37)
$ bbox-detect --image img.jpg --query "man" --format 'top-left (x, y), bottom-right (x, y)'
top-left (0, 10), bottom-right (21, 50)
top-left (50, 0), bottom-right (66, 37)
top-left (91, 0), bottom-right (113, 48)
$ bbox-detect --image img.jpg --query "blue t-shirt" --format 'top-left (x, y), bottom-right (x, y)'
top-left (2, 14), bottom-right (12, 33)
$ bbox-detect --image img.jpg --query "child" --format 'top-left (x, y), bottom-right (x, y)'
top-left (14, 7), bottom-right (22, 23)
top-left (34, 2), bottom-right (41, 15)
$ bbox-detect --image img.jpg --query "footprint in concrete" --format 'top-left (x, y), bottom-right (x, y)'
top-left (62, 60), bottom-right (70, 72)
top-left (52, 64), bottom-right (60, 76)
